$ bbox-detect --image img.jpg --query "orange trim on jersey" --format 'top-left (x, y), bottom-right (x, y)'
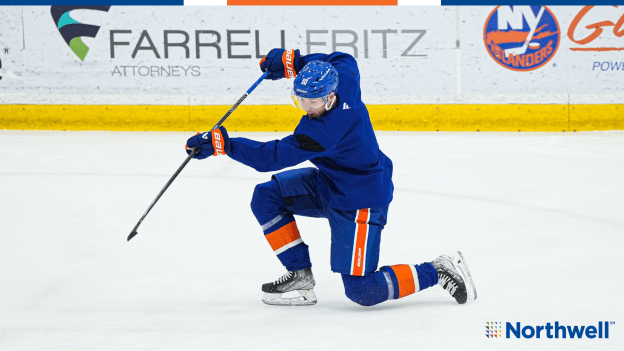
top-left (391, 264), bottom-right (416, 298)
top-left (228, 0), bottom-right (397, 5)
top-left (282, 49), bottom-right (297, 79)
top-left (211, 129), bottom-right (226, 156)
top-left (351, 208), bottom-right (369, 276)
top-left (265, 221), bottom-right (301, 252)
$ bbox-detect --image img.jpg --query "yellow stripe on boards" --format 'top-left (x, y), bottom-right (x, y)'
top-left (191, 105), bottom-right (300, 132)
top-left (569, 105), bottom-right (624, 131)
top-left (1, 104), bottom-right (623, 132)
top-left (1, 105), bottom-right (190, 132)
top-left (367, 105), bottom-right (570, 132)
top-left (0, 105), bottom-right (300, 132)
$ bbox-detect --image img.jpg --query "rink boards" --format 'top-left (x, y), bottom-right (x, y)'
top-left (2, 103), bottom-right (623, 132)
top-left (1, 6), bottom-right (623, 131)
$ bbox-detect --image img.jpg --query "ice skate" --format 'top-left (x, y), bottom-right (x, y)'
top-left (431, 251), bottom-right (477, 304)
top-left (262, 268), bottom-right (317, 306)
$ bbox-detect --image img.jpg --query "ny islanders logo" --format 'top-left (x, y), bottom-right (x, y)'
top-left (51, 6), bottom-right (111, 61)
top-left (484, 6), bottom-right (560, 71)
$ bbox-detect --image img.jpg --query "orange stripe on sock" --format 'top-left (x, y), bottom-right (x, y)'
top-left (391, 264), bottom-right (416, 298)
top-left (265, 221), bottom-right (301, 252)
top-left (351, 209), bottom-right (369, 276)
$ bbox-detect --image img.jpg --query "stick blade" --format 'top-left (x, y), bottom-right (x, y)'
top-left (127, 230), bottom-right (138, 241)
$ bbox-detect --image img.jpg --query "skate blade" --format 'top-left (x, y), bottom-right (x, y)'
top-left (262, 289), bottom-right (317, 306)
top-left (452, 251), bottom-right (478, 301)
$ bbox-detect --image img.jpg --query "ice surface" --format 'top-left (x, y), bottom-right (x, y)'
top-left (1, 130), bottom-right (623, 350)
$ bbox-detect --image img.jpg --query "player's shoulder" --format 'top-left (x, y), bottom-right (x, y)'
top-left (327, 53), bottom-right (359, 76)
top-left (327, 52), bottom-right (357, 65)
top-left (293, 106), bottom-right (357, 147)
top-left (326, 96), bottom-right (361, 117)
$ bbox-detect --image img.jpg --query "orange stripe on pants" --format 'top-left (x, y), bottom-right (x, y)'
top-left (391, 264), bottom-right (416, 298)
top-left (351, 209), bottom-right (369, 276)
top-left (265, 221), bottom-right (301, 252)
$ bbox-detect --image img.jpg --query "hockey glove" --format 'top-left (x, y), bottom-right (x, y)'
top-left (259, 48), bottom-right (301, 80)
top-left (185, 126), bottom-right (230, 160)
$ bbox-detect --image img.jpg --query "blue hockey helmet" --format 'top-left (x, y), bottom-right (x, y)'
top-left (291, 60), bottom-right (338, 111)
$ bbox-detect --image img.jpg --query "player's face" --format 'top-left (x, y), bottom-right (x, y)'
top-left (299, 97), bottom-right (326, 117)
top-left (298, 91), bottom-right (336, 119)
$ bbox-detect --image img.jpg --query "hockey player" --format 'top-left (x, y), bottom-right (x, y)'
top-left (186, 49), bottom-right (477, 306)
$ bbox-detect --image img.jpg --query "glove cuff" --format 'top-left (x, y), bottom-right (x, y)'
top-left (282, 49), bottom-right (299, 79)
top-left (211, 128), bottom-right (226, 156)
top-left (294, 49), bottom-right (305, 75)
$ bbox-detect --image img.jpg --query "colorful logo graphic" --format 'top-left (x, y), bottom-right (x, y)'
top-left (484, 6), bottom-right (560, 72)
top-left (486, 321), bottom-right (614, 339)
top-left (486, 322), bottom-right (502, 339)
top-left (51, 6), bottom-right (111, 61)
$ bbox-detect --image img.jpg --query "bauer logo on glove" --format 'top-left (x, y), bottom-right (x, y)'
top-left (259, 48), bottom-right (302, 80)
top-left (185, 126), bottom-right (230, 160)
top-left (211, 128), bottom-right (226, 156)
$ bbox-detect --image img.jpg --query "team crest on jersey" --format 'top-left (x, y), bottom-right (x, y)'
top-left (484, 6), bottom-right (560, 72)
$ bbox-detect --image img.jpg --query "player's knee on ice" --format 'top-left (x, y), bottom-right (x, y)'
top-left (341, 272), bottom-right (391, 307)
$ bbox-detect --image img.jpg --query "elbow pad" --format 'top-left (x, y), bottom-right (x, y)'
top-left (295, 134), bottom-right (326, 152)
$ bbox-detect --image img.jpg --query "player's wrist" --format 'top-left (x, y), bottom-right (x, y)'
top-left (294, 52), bottom-right (305, 75)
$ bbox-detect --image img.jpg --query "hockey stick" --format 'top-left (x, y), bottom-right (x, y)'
top-left (127, 70), bottom-right (269, 242)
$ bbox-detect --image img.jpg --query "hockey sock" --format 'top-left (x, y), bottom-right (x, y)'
top-left (341, 263), bottom-right (438, 307)
top-left (251, 179), bottom-right (311, 272)
top-left (342, 271), bottom-right (392, 306)
top-left (381, 263), bottom-right (439, 300)
top-left (265, 220), bottom-right (311, 272)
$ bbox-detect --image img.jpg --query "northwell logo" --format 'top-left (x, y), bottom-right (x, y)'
top-left (485, 322), bottom-right (502, 338)
top-left (488, 321), bottom-right (614, 339)
top-left (51, 6), bottom-right (111, 61)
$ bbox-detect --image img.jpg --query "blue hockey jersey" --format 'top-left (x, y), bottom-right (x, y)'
top-left (227, 52), bottom-right (393, 210)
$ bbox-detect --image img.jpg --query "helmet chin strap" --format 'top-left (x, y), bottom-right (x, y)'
top-left (324, 95), bottom-right (337, 111)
